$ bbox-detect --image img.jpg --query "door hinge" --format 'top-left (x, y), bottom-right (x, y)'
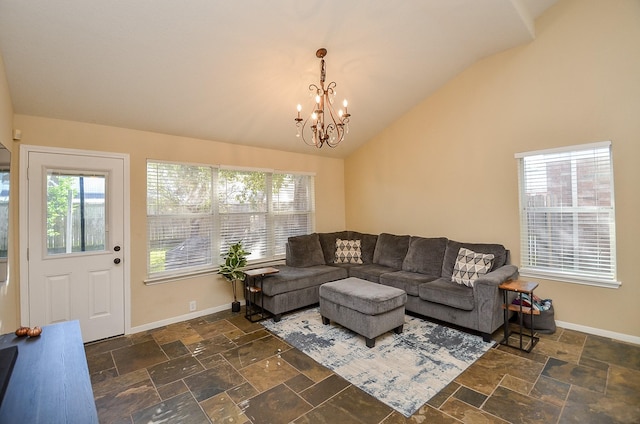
top-left (26, 248), bottom-right (29, 261)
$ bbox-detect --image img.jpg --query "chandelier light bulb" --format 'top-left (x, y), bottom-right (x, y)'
top-left (297, 104), bottom-right (302, 112)
top-left (343, 99), bottom-right (348, 108)
top-left (339, 110), bottom-right (344, 118)
top-left (315, 95), bottom-right (320, 104)
top-left (312, 112), bottom-right (318, 121)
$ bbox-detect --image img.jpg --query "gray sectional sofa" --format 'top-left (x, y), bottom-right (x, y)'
top-left (255, 231), bottom-right (518, 341)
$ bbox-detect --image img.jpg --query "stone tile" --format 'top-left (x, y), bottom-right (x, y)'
top-left (542, 357), bottom-right (607, 393)
top-left (184, 362), bottom-right (246, 402)
top-left (87, 350), bottom-right (115, 375)
top-left (455, 348), bottom-right (543, 395)
top-left (156, 379), bottom-right (189, 400)
top-left (285, 373), bottom-right (316, 393)
top-left (227, 314), bottom-right (264, 333)
top-left (560, 385), bottom-right (640, 424)
top-left (427, 381), bottom-right (459, 408)
top-left (147, 355), bottom-right (204, 386)
top-left (186, 334), bottom-right (236, 359)
top-left (90, 367), bottom-right (118, 385)
top-left (529, 375), bottom-right (570, 407)
top-left (240, 355), bottom-right (301, 392)
top-left (453, 385), bottom-right (487, 407)
top-left (441, 398), bottom-right (509, 423)
top-left (197, 352), bottom-right (229, 370)
top-left (112, 340), bottom-right (168, 375)
top-left (222, 334), bottom-right (290, 370)
top-left (92, 368), bottom-right (151, 398)
top-left (85, 335), bottom-right (132, 357)
top-left (241, 383), bottom-right (312, 424)
top-left (299, 374), bottom-right (350, 406)
top-left (131, 391), bottom-right (210, 424)
top-left (231, 328), bottom-right (271, 346)
top-left (558, 329), bottom-right (587, 347)
top-left (533, 337), bottom-right (582, 364)
top-left (200, 392), bottom-right (249, 424)
top-left (394, 404), bottom-right (460, 424)
top-left (582, 335), bottom-right (640, 371)
top-left (226, 381), bottom-right (259, 404)
top-left (294, 385), bottom-right (391, 424)
top-left (191, 318), bottom-right (239, 339)
top-left (95, 378), bottom-right (161, 423)
top-left (607, 364), bottom-right (640, 406)
top-left (127, 331), bottom-right (155, 345)
top-left (151, 321), bottom-right (200, 345)
top-left (161, 340), bottom-right (189, 359)
top-left (578, 355), bottom-right (609, 372)
top-left (280, 347), bottom-right (333, 382)
top-left (500, 374), bottom-right (534, 395)
top-left (483, 386), bottom-right (561, 423)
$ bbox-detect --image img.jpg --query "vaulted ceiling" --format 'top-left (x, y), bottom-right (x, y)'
top-left (0, 0), bottom-right (558, 158)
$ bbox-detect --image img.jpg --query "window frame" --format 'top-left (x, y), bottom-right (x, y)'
top-left (145, 160), bottom-right (315, 283)
top-left (515, 141), bottom-right (620, 288)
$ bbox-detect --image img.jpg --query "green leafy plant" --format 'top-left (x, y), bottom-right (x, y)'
top-left (218, 241), bottom-right (250, 303)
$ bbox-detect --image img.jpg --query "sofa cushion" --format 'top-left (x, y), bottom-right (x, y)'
top-left (373, 233), bottom-right (410, 269)
top-left (349, 263), bottom-right (397, 284)
top-left (418, 278), bottom-right (475, 311)
top-left (285, 233), bottom-right (326, 267)
top-left (261, 265), bottom-right (348, 296)
top-left (451, 248), bottom-right (494, 287)
top-left (402, 236), bottom-right (448, 275)
top-left (347, 231), bottom-right (378, 264)
top-left (334, 239), bottom-right (363, 264)
top-left (318, 231), bottom-right (349, 264)
top-left (442, 240), bottom-right (507, 279)
top-left (380, 270), bottom-right (438, 297)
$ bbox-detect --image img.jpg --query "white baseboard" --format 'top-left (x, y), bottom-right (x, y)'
top-left (128, 301), bottom-right (245, 335)
top-left (555, 320), bottom-right (640, 345)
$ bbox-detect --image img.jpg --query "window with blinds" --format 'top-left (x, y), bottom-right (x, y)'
top-left (515, 141), bottom-right (618, 288)
top-left (147, 161), bottom-right (314, 281)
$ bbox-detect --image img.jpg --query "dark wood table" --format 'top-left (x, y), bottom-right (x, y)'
top-left (499, 280), bottom-right (540, 352)
top-left (244, 267), bottom-right (279, 322)
top-left (0, 320), bottom-right (99, 423)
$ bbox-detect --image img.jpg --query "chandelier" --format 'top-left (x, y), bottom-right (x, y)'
top-left (295, 48), bottom-right (351, 148)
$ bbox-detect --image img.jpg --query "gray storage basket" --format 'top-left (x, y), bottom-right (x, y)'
top-left (521, 305), bottom-right (556, 334)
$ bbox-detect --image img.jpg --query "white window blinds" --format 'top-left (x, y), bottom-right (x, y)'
top-left (147, 161), bottom-right (315, 280)
top-left (515, 142), bottom-right (618, 287)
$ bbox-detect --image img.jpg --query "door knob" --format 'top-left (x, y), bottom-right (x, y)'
top-left (114, 258), bottom-right (121, 265)
top-left (114, 246), bottom-right (121, 252)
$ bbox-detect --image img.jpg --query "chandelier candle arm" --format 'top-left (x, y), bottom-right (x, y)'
top-left (294, 48), bottom-right (351, 148)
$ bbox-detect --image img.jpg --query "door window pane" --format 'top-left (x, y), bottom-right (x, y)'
top-left (46, 172), bottom-right (106, 255)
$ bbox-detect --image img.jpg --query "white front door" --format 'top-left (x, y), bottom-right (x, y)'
top-left (24, 149), bottom-right (126, 342)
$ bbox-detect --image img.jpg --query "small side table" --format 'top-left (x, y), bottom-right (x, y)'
top-left (244, 267), bottom-right (279, 322)
top-left (499, 280), bottom-right (540, 352)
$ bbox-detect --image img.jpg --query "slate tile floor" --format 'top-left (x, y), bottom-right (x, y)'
top-left (86, 308), bottom-right (640, 423)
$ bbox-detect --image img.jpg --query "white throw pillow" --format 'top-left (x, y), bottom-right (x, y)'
top-left (334, 239), bottom-right (363, 264)
top-left (451, 247), bottom-right (495, 287)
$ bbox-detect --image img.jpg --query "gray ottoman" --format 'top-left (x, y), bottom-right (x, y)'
top-left (319, 277), bottom-right (407, 348)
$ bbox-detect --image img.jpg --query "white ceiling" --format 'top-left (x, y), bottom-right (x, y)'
top-left (0, 0), bottom-right (557, 158)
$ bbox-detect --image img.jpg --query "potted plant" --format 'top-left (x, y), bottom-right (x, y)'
top-left (218, 241), bottom-right (250, 312)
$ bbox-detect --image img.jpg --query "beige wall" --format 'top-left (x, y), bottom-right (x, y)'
top-left (345, 0), bottom-right (640, 339)
top-left (0, 53), bottom-right (18, 334)
top-left (9, 115), bottom-right (346, 330)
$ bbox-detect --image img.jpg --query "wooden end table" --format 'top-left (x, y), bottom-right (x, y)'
top-left (499, 279), bottom-right (540, 352)
top-left (244, 267), bottom-right (279, 322)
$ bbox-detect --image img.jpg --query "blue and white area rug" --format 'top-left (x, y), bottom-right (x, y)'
top-left (262, 307), bottom-right (493, 417)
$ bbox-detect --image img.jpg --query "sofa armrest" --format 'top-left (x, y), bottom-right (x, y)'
top-left (473, 265), bottom-right (519, 334)
top-left (474, 265), bottom-right (519, 288)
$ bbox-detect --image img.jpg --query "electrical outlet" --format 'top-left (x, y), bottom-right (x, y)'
top-left (189, 301), bottom-right (196, 312)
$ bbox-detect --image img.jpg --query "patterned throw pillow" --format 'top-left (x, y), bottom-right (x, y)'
top-left (451, 247), bottom-right (495, 287)
top-left (334, 239), bottom-right (363, 264)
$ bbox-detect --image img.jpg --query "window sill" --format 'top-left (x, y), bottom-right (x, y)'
top-left (144, 259), bottom-right (286, 285)
top-left (518, 269), bottom-right (621, 289)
